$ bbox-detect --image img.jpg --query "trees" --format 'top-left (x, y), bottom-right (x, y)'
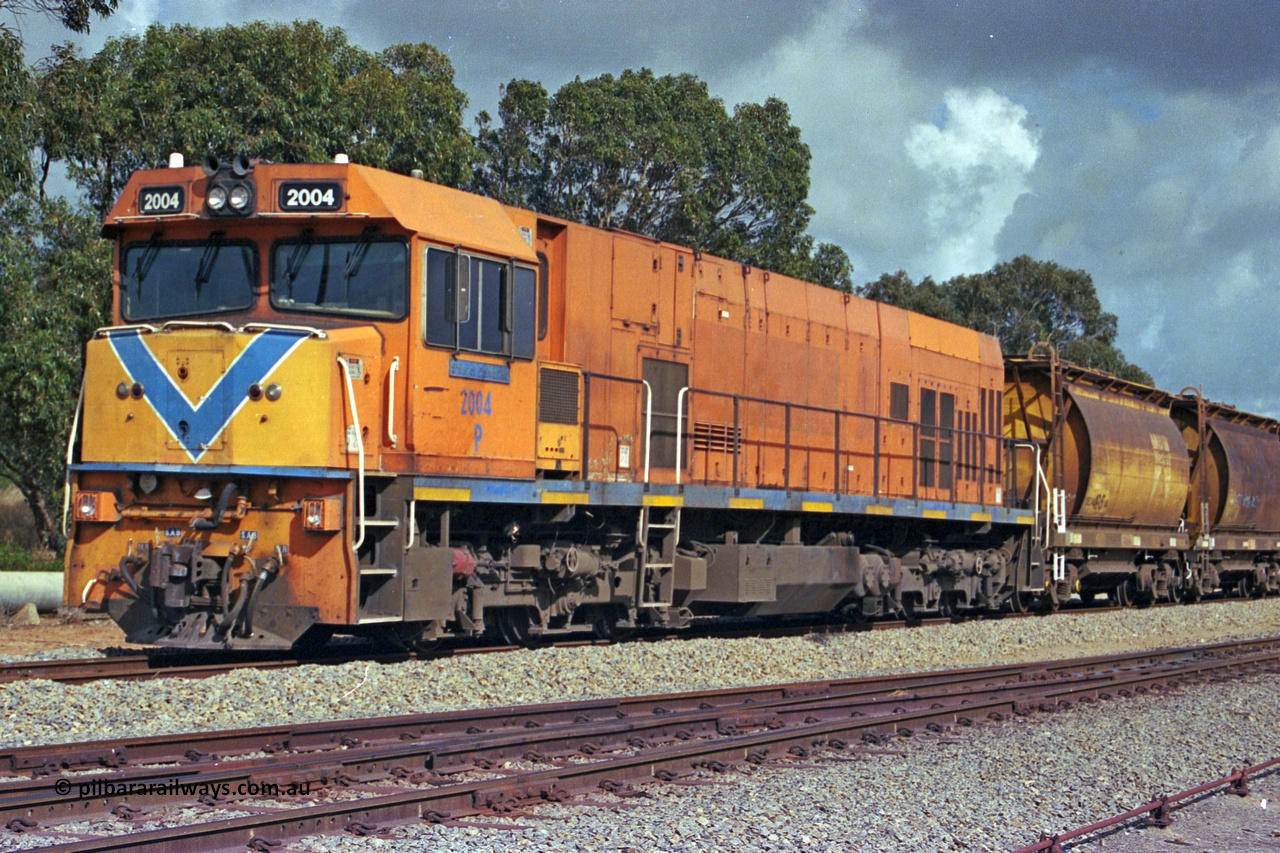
top-left (859, 256), bottom-right (1152, 384)
top-left (474, 69), bottom-right (852, 291)
top-left (0, 29), bottom-right (33, 199)
top-left (0, 196), bottom-right (111, 548)
top-left (37, 21), bottom-right (473, 215)
top-left (1, 1), bottom-right (117, 34)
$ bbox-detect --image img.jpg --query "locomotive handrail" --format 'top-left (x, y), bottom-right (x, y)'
top-left (160, 320), bottom-right (237, 333)
top-left (94, 323), bottom-right (160, 337)
top-left (387, 357), bottom-right (400, 449)
top-left (337, 355), bottom-right (366, 551)
top-left (642, 380), bottom-right (653, 485)
top-left (582, 371), bottom-right (1005, 504)
top-left (675, 386), bottom-right (689, 485)
top-left (240, 321), bottom-right (327, 339)
top-left (1013, 441), bottom-right (1049, 547)
top-left (61, 376), bottom-right (86, 537)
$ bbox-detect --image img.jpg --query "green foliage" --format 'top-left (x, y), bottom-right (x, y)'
top-left (37, 21), bottom-right (474, 215)
top-left (0, 195), bottom-right (112, 548)
top-left (474, 69), bottom-right (852, 291)
top-left (0, 1), bottom-right (118, 34)
top-left (0, 542), bottom-right (60, 571)
top-left (859, 256), bottom-right (1152, 384)
top-left (0, 30), bottom-right (33, 198)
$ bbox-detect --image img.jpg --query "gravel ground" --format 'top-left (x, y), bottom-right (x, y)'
top-left (276, 672), bottom-right (1280, 853)
top-left (3, 599), bottom-right (1280, 851)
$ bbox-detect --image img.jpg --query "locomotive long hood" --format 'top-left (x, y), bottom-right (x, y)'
top-left (80, 322), bottom-right (382, 471)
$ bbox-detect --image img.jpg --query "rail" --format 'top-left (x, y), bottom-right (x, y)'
top-left (582, 372), bottom-right (1016, 506)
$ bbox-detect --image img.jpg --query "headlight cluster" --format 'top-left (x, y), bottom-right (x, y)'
top-left (202, 154), bottom-right (255, 217)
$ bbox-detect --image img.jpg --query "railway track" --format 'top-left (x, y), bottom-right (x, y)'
top-left (0, 614), bottom-right (972, 685)
top-left (0, 597), bottom-right (1212, 686)
top-left (2, 637), bottom-right (1277, 851)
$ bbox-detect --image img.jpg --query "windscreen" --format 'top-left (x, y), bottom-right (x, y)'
top-left (271, 235), bottom-right (408, 319)
top-left (120, 240), bottom-right (256, 321)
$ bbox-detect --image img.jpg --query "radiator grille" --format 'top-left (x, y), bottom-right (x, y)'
top-left (539, 368), bottom-right (579, 424)
top-left (693, 422), bottom-right (741, 453)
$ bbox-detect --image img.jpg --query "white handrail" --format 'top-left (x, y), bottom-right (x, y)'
top-left (337, 356), bottom-right (366, 552)
top-left (641, 380), bottom-right (653, 484)
top-left (1013, 441), bottom-right (1050, 546)
top-left (675, 386), bottom-right (689, 485)
top-left (387, 357), bottom-right (400, 449)
top-left (61, 376), bottom-right (86, 537)
top-left (405, 499), bottom-right (416, 550)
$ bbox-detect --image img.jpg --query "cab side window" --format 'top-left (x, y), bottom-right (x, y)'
top-left (424, 247), bottom-right (535, 359)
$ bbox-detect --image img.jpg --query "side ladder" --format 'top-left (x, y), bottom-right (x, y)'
top-left (636, 504), bottom-right (681, 609)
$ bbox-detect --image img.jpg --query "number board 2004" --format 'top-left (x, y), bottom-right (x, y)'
top-left (138, 185), bottom-right (185, 214)
top-left (277, 181), bottom-right (343, 212)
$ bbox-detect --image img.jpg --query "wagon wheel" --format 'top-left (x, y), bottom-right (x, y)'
top-left (1167, 574), bottom-right (1184, 604)
top-left (1078, 591), bottom-right (1097, 606)
top-left (1113, 578), bottom-right (1134, 608)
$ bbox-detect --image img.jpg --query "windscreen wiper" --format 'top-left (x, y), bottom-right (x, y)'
top-left (133, 230), bottom-right (163, 285)
top-left (194, 231), bottom-right (225, 293)
top-left (342, 225), bottom-right (379, 284)
top-left (281, 229), bottom-right (314, 298)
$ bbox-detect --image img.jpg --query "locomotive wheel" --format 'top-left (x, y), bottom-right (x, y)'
top-left (590, 609), bottom-right (635, 642)
top-left (495, 607), bottom-right (542, 648)
top-left (1009, 586), bottom-right (1033, 614)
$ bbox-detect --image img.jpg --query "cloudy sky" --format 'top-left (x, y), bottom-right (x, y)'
top-left (8, 0), bottom-right (1280, 414)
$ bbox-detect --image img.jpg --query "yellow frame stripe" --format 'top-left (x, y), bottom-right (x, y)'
top-left (643, 495), bottom-right (684, 507)
top-left (540, 491), bottom-right (590, 505)
top-left (802, 501), bottom-right (834, 513)
top-left (1014, 515), bottom-right (1035, 525)
top-left (970, 512), bottom-right (993, 522)
top-left (865, 505), bottom-right (894, 516)
top-left (413, 487), bottom-right (471, 502)
top-left (729, 497), bottom-right (764, 510)
top-left (922, 509), bottom-right (947, 519)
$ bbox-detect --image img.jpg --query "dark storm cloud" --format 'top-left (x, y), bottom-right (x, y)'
top-left (866, 0), bottom-right (1280, 92)
top-left (11, 0), bottom-right (1280, 413)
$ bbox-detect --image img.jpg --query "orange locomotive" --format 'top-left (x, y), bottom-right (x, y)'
top-left (65, 154), bottom-right (1043, 650)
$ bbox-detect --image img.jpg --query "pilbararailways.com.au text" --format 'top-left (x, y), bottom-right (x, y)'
top-left (55, 778), bottom-right (310, 798)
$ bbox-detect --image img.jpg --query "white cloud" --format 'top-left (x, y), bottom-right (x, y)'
top-left (904, 87), bottom-right (1040, 278)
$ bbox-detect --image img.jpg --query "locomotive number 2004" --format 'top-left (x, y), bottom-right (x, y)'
top-left (277, 181), bottom-right (343, 212)
top-left (138, 186), bottom-right (185, 214)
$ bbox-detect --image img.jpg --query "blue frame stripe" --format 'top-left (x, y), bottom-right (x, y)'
top-left (72, 462), bottom-right (352, 479)
top-left (412, 475), bottom-right (1034, 525)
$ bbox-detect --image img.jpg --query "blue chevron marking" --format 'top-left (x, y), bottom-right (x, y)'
top-left (107, 329), bottom-right (310, 461)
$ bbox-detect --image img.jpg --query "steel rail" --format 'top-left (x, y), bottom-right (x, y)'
top-left (3, 637), bottom-right (1273, 776)
top-left (1011, 756), bottom-right (1280, 852)
top-left (4, 639), bottom-right (1279, 851)
top-left (0, 596), bottom-right (1224, 686)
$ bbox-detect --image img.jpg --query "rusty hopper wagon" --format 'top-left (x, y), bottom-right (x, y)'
top-left (61, 155), bottom-right (1273, 651)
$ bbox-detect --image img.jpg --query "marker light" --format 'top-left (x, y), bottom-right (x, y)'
top-left (73, 491), bottom-right (119, 523)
